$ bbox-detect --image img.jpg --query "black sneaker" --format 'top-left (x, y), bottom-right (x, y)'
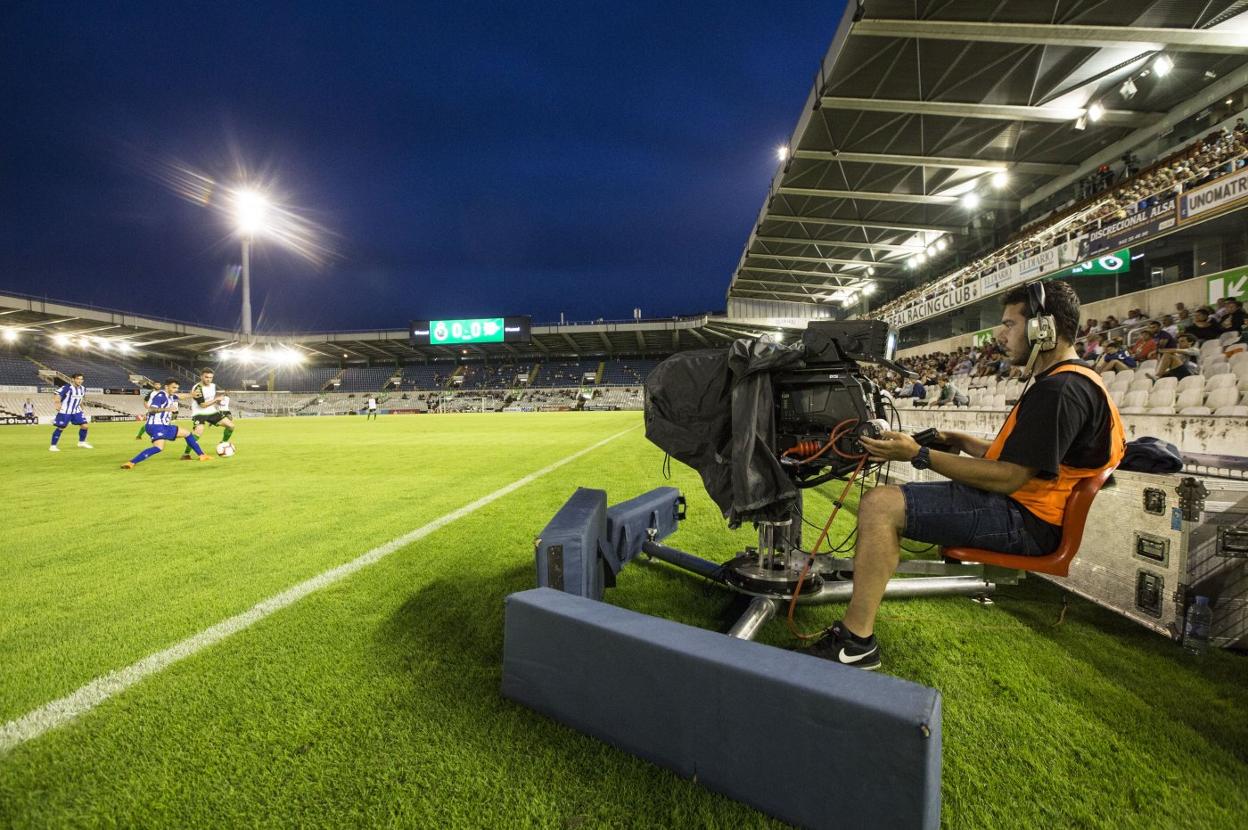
top-left (805, 621), bottom-right (881, 670)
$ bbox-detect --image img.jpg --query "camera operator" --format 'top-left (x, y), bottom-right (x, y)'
top-left (807, 281), bottom-right (1124, 669)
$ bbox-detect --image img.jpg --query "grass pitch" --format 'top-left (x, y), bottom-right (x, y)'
top-left (0, 413), bottom-right (1245, 828)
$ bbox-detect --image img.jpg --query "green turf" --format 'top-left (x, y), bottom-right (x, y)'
top-left (0, 414), bottom-right (1245, 828)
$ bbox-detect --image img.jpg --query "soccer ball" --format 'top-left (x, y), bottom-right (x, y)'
top-left (216, 442), bottom-right (235, 457)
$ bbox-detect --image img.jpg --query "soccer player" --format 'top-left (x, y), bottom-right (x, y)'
top-left (123, 378), bottom-right (210, 468)
top-left (135, 381), bottom-right (164, 439)
top-left (49, 372), bottom-right (92, 452)
top-left (366, 395), bottom-right (378, 420)
top-left (182, 368), bottom-right (236, 458)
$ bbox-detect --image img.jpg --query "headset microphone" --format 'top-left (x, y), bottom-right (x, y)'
top-left (1023, 281), bottom-right (1058, 376)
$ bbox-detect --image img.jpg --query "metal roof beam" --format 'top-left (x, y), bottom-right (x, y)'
top-left (754, 234), bottom-right (920, 253)
top-left (763, 214), bottom-right (966, 235)
top-left (730, 287), bottom-right (827, 302)
top-left (777, 185), bottom-right (1015, 207)
top-left (740, 265), bottom-right (904, 283)
top-left (747, 252), bottom-right (906, 268)
top-left (734, 277), bottom-right (864, 291)
top-left (851, 20), bottom-right (1248, 55)
top-left (818, 95), bottom-right (1157, 127)
top-left (792, 149), bottom-right (1073, 176)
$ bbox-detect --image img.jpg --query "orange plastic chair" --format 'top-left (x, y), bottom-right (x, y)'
top-left (942, 466), bottom-right (1116, 577)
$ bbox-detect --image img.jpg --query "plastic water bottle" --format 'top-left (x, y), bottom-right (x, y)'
top-left (1182, 596), bottom-right (1212, 655)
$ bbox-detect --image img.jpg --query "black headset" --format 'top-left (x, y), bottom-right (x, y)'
top-left (1024, 281), bottom-right (1058, 352)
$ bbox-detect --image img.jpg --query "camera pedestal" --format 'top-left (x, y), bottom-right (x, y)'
top-left (641, 528), bottom-right (1002, 641)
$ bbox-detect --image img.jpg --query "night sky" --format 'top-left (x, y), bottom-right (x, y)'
top-left (1, 1), bottom-right (842, 332)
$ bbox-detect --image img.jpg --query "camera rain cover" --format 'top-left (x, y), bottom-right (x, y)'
top-left (644, 338), bottom-right (804, 527)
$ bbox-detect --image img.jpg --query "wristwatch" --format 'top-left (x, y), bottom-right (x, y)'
top-left (911, 446), bottom-right (932, 470)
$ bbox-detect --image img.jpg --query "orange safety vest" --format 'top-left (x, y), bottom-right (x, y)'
top-left (985, 363), bottom-right (1126, 526)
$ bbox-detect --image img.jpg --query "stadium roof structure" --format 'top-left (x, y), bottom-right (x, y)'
top-left (0, 291), bottom-right (798, 363)
top-left (728, 0), bottom-right (1248, 309)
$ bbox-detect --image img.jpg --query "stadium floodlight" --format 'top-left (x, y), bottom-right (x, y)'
top-left (961, 192), bottom-right (980, 210)
top-left (862, 282), bottom-right (876, 296)
top-left (925, 245), bottom-right (935, 257)
top-left (915, 252), bottom-right (927, 265)
top-left (991, 171), bottom-right (1009, 189)
top-left (1074, 114), bottom-right (1087, 131)
top-left (2, 328), bottom-right (16, 343)
top-left (906, 259), bottom-right (917, 269)
top-left (231, 188), bottom-right (272, 340)
top-left (96, 338), bottom-right (112, 351)
top-left (1153, 55), bottom-right (1173, 78)
top-left (118, 342), bottom-right (134, 354)
top-left (1087, 102), bottom-right (1105, 122)
top-left (52, 333), bottom-right (69, 347)
top-left (866, 266), bottom-right (876, 276)
top-left (776, 146), bottom-right (789, 161)
top-left (1119, 78), bottom-right (1138, 100)
top-left (936, 237), bottom-right (948, 251)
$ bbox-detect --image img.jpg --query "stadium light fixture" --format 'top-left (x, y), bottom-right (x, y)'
top-left (866, 266), bottom-right (876, 276)
top-left (231, 188), bottom-right (272, 341)
top-left (925, 245), bottom-right (935, 257)
top-left (776, 146), bottom-right (789, 162)
top-left (96, 338), bottom-right (113, 351)
top-left (1074, 114), bottom-right (1087, 131)
top-left (118, 342), bottom-right (133, 354)
top-left (906, 259), bottom-right (917, 270)
top-left (936, 238), bottom-right (948, 251)
top-left (1087, 102), bottom-right (1105, 122)
top-left (1153, 55), bottom-right (1173, 78)
top-left (52, 333), bottom-right (69, 347)
top-left (961, 192), bottom-right (980, 210)
top-left (991, 171), bottom-right (1009, 189)
top-left (1119, 78), bottom-right (1138, 100)
top-left (915, 252), bottom-right (927, 265)
top-left (862, 282), bottom-right (876, 296)
top-left (2, 328), bottom-right (16, 343)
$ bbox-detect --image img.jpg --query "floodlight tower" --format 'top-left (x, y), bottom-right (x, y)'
top-left (233, 189), bottom-right (270, 339)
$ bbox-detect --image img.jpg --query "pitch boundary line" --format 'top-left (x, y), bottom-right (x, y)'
top-left (0, 425), bottom-right (638, 754)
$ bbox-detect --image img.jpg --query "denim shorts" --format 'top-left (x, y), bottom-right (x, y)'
top-left (900, 481), bottom-right (1047, 556)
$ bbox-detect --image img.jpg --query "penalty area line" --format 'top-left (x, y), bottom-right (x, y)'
top-left (0, 425), bottom-right (638, 755)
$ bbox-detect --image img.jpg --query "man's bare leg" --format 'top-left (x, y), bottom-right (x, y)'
top-left (842, 485), bottom-right (907, 638)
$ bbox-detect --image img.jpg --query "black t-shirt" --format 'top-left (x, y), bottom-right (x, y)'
top-left (995, 360), bottom-right (1113, 553)
top-left (1224, 309), bottom-right (1246, 332)
top-left (1187, 321), bottom-right (1222, 341)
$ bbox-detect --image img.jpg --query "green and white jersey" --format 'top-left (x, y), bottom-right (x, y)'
top-left (217, 394), bottom-right (231, 413)
top-left (191, 382), bottom-right (219, 416)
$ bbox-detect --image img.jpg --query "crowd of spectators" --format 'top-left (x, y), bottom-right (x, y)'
top-left (871, 116), bottom-right (1248, 323)
top-left (876, 295), bottom-right (1245, 398)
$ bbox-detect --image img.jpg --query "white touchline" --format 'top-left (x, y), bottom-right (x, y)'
top-left (0, 425), bottom-right (638, 754)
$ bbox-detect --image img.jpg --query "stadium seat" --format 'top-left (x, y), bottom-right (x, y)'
top-left (1229, 352), bottom-right (1248, 369)
top-left (1137, 360), bottom-right (1157, 376)
top-left (1214, 405), bottom-right (1248, 416)
top-left (1177, 375), bottom-right (1206, 393)
top-left (1119, 407), bottom-right (1147, 414)
top-left (1109, 387), bottom-right (1126, 408)
top-left (1206, 373), bottom-right (1238, 391)
top-left (1219, 332), bottom-right (1242, 348)
top-left (1204, 387), bottom-right (1241, 411)
top-left (944, 466), bottom-right (1114, 577)
top-left (1152, 376), bottom-right (1177, 392)
top-left (1128, 377), bottom-right (1153, 393)
top-left (1147, 389), bottom-right (1175, 409)
top-left (1179, 406), bottom-right (1213, 416)
top-left (1147, 406), bottom-right (1176, 415)
top-left (991, 394), bottom-right (1007, 409)
top-left (1122, 390), bottom-right (1149, 409)
top-left (1233, 363), bottom-right (1248, 382)
top-left (1113, 369), bottom-right (1135, 385)
top-left (1204, 361), bottom-right (1230, 376)
top-left (1099, 370), bottom-right (1116, 384)
top-left (1176, 389), bottom-right (1205, 410)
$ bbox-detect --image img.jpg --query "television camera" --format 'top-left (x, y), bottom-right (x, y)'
top-left (644, 320), bottom-right (956, 608)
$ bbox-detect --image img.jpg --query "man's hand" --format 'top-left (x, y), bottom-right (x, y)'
top-left (858, 431), bottom-right (920, 462)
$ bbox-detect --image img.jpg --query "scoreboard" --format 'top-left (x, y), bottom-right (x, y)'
top-left (410, 316), bottom-right (532, 346)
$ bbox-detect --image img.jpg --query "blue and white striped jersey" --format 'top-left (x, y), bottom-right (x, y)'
top-left (57, 384), bottom-right (86, 415)
top-left (146, 391), bottom-right (178, 425)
